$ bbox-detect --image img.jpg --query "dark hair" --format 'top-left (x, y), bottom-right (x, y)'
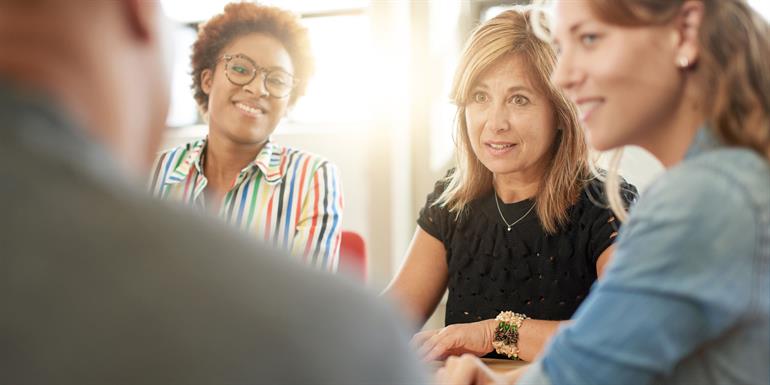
top-left (190, 2), bottom-right (314, 110)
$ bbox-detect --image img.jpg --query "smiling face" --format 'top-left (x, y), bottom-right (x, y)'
top-left (464, 54), bottom-right (557, 181)
top-left (551, 1), bottom-right (686, 152)
top-left (201, 32), bottom-right (294, 146)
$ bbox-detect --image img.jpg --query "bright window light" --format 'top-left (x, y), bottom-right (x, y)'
top-left (259, 0), bottom-right (368, 15)
top-left (749, 0), bottom-right (770, 20)
top-left (160, 0), bottom-right (230, 24)
top-left (287, 14), bottom-right (375, 126)
top-left (166, 26), bottom-right (199, 127)
top-left (161, 0), bottom-right (368, 23)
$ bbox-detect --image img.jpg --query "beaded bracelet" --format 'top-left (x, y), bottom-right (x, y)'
top-left (491, 311), bottom-right (529, 359)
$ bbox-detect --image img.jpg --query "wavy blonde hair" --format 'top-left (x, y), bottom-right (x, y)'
top-left (435, 7), bottom-right (590, 234)
top-left (580, 0), bottom-right (770, 220)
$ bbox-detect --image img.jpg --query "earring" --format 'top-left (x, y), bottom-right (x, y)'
top-left (677, 56), bottom-right (690, 68)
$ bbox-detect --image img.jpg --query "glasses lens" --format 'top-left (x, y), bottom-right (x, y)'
top-left (226, 57), bottom-right (255, 85)
top-left (265, 70), bottom-right (294, 98)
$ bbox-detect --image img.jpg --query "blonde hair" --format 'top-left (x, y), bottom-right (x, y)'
top-left (581, 0), bottom-right (770, 220)
top-left (435, 7), bottom-right (591, 234)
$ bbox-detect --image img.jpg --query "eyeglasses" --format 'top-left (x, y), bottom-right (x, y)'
top-left (220, 54), bottom-right (298, 99)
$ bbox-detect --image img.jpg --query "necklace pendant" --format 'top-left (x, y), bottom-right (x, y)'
top-left (507, 226), bottom-right (512, 232)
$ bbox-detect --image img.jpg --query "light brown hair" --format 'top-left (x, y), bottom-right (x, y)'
top-left (190, 2), bottom-right (314, 111)
top-left (436, 6), bottom-right (591, 234)
top-left (587, 0), bottom-right (770, 219)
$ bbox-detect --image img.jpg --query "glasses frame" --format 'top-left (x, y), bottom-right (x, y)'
top-left (219, 54), bottom-right (299, 99)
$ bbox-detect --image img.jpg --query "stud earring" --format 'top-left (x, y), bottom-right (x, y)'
top-left (677, 56), bottom-right (690, 68)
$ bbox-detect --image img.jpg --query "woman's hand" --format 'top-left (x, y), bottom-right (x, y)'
top-left (434, 354), bottom-right (507, 385)
top-left (411, 320), bottom-right (497, 361)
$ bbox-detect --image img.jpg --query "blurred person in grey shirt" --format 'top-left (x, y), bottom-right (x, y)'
top-left (0, 1), bottom-right (426, 384)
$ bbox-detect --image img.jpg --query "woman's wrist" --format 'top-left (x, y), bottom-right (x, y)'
top-left (492, 311), bottom-right (529, 359)
top-left (483, 319), bottom-right (500, 352)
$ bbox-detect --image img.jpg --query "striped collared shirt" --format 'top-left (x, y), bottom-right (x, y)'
top-left (149, 138), bottom-right (343, 271)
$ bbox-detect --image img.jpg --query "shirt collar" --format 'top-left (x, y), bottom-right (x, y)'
top-left (684, 125), bottom-right (722, 161)
top-left (163, 137), bottom-right (284, 186)
top-left (162, 138), bottom-right (205, 185)
top-left (253, 140), bottom-right (284, 184)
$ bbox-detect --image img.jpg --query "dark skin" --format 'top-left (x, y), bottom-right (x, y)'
top-left (199, 33), bottom-right (295, 211)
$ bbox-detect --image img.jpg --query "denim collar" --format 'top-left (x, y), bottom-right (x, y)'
top-left (684, 125), bottom-right (722, 161)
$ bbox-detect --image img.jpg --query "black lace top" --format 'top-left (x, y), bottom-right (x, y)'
top-left (417, 178), bottom-right (637, 327)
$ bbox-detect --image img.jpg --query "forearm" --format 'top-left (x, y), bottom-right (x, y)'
top-left (382, 228), bottom-right (449, 328)
top-left (384, 276), bottom-right (451, 332)
top-left (380, 284), bottom-right (433, 328)
top-left (517, 319), bottom-right (564, 361)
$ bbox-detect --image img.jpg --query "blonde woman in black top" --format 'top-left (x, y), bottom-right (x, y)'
top-left (384, 7), bottom-right (635, 362)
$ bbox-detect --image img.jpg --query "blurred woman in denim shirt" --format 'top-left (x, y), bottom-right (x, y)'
top-left (438, 1), bottom-right (770, 384)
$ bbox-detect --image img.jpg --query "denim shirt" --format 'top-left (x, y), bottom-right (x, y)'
top-left (520, 127), bottom-right (770, 385)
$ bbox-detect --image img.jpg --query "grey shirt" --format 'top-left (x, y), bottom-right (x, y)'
top-left (0, 84), bottom-right (427, 384)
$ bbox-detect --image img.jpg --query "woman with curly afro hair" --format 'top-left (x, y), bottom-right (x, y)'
top-left (150, 2), bottom-right (343, 272)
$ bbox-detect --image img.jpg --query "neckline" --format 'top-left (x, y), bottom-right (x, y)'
top-left (498, 197), bottom-right (534, 207)
top-left (475, 191), bottom-right (537, 226)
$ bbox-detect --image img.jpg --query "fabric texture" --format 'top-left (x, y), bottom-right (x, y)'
top-left (150, 137), bottom-right (342, 271)
top-left (520, 127), bottom-right (770, 385)
top-left (417, 175), bottom-right (637, 329)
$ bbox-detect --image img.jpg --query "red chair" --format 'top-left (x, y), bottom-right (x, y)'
top-left (338, 230), bottom-right (367, 282)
